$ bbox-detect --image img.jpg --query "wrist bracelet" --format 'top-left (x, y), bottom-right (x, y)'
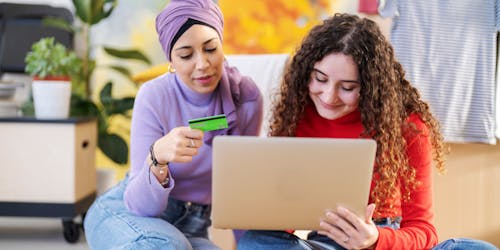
top-left (148, 142), bottom-right (170, 186)
top-left (149, 142), bottom-right (168, 174)
top-left (148, 165), bottom-right (170, 187)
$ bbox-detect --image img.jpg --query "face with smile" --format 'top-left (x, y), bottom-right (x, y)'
top-left (170, 24), bottom-right (224, 94)
top-left (308, 52), bottom-right (361, 120)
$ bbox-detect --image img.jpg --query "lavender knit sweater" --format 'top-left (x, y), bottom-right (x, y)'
top-left (124, 64), bottom-right (263, 216)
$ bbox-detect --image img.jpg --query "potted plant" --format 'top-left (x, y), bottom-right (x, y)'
top-left (24, 37), bottom-right (82, 119)
top-left (33, 0), bottom-right (151, 165)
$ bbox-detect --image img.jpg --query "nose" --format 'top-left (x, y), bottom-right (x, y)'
top-left (322, 83), bottom-right (338, 104)
top-left (195, 53), bottom-right (210, 71)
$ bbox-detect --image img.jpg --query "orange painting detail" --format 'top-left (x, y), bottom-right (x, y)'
top-left (219, 0), bottom-right (331, 54)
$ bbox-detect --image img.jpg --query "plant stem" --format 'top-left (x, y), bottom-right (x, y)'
top-left (83, 23), bottom-right (91, 99)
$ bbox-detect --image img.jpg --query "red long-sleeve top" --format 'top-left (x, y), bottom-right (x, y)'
top-left (295, 104), bottom-right (438, 250)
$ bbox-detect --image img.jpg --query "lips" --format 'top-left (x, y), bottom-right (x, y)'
top-left (194, 75), bottom-right (213, 85)
top-left (318, 97), bottom-right (339, 110)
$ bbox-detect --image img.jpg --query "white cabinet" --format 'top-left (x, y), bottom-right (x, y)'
top-left (0, 117), bottom-right (97, 243)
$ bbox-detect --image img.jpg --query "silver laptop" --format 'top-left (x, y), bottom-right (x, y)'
top-left (211, 136), bottom-right (377, 230)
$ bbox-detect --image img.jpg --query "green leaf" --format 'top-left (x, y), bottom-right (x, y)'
top-left (42, 17), bottom-right (75, 33)
top-left (69, 94), bottom-right (99, 117)
top-left (107, 65), bottom-right (133, 80)
top-left (98, 132), bottom-right (128, 164)
top-left (108, 97), bottom-right (135, 115)
top-left (72, 0), bottom-right (91, 23)
top-left (99, 81), bottom-right (113, 108)
top-left (90, 0), bottom-right (118, 25)
top-left (103, 47), bottom-right (152, 65)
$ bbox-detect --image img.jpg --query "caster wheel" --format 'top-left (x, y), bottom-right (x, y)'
top-left (62, 220), bottom-right (80, 243)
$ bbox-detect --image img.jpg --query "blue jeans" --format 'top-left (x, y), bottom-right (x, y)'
top-left (433, 238), bottom-right (497, 250)
top-left (238, 217), bottom-right (401, 250)
top-left (83, 177), bottom-right (220, 250)
top-left (238, 218), bottom-right (498, 250)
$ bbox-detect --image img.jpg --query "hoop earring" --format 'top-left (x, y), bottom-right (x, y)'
top-left (168, 64), bottom-right (176, 73)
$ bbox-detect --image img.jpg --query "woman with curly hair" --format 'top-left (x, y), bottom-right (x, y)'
top-left (238, 13), bottom-right (496, 250)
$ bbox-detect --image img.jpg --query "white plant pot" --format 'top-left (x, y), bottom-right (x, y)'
top-left (32, 79), bottom-right (71, 119)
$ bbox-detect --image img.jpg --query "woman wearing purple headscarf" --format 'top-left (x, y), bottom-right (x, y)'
top-left (83, 0), bottom-right (263, 249)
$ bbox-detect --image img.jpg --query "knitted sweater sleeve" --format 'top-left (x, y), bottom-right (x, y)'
top-left (124, 80), bottom-right (172, 217)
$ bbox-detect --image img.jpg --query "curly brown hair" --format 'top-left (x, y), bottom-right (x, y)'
top-left (269, 13), bottom-right (446, 215)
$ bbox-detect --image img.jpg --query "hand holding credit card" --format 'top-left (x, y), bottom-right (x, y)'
top-left (189, 114), bottom-right (228, 132)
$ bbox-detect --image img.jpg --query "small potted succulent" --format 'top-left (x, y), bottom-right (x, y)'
top-left (24, 37), bottom-right (82, 119)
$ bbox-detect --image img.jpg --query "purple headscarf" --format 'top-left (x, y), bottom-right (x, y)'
top-left (156, 0), bottom-right (224, 62)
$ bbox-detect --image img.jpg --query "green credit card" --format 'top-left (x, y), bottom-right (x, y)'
top-left (188, 114), bottom-right (228, 132)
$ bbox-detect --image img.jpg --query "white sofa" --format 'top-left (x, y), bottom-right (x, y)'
top-left (226, 54), bottom-right (290, 136)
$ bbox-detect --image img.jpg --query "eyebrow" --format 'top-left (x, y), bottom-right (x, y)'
top-left (174, 37), bottom-right (218, 51)
top-left (312, 68), bottom-right (359, 83)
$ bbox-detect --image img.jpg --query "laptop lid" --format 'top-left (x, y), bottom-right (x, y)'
top-left (211, 136), bottom-right (377, 230)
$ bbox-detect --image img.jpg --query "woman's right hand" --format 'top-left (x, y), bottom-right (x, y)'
top-left (153, 126), bottom-right (204, 164)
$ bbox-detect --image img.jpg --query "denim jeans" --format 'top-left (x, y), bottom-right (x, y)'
top-left (83, 176), bottom-right (220, 250)
top-left (433, 238), bottom-right (497, 250)
top-left (238, 217), bottom-right (401, 250)
top-left (238, 217), bottom-right (498, 250)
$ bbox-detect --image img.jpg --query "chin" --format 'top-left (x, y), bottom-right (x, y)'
top-left (318, 110), bottom-right (344, 120)
top-left (197, 85), bottom-right (218, 94)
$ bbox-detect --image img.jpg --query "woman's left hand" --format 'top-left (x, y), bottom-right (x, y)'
top-left (318, 203), bottom-right (379, 250)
